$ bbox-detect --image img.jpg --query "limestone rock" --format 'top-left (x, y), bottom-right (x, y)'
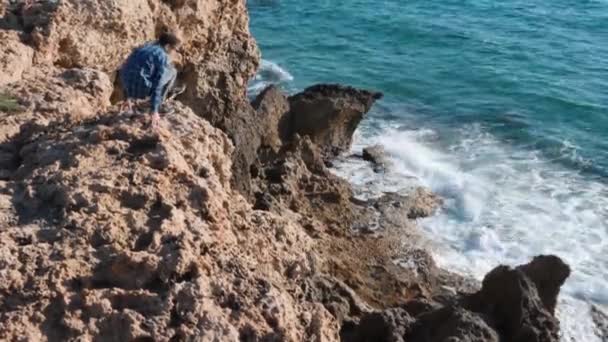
top-left (0, 30), bottom-right (34, 86)
top-left (0, 104), bottom-right (331, 341)
top-left (252, 85), bottom-right (291, 152)
top-left (0, 67), bottom-right (112, 145)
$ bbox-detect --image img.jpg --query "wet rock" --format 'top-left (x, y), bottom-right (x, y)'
top-left (15, 0), bottom-right (259, 87)
top-left (343, 256), bottom-right (569, 342)
top-left (467, 262), bottom-right (562, 342)
top-left (517, 255), bottom-right (570, 315)
top-left (288, 84), bottom-right (383, 156)
top-left (406, 187), bottom-right (442, 219)
top-left (362, 144), bottom-right (392, 173)
top-left (591, 305), bottom-right (608, 341)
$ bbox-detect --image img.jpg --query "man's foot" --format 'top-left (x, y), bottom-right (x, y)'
top-left (167, 84), bottom-right (186, 100)
top-left (120, 100), bottom-right (134, 114)
top-left (159, 103), bottom-right (175, 115)
top-left (150, 112), bottom-right (161, 130)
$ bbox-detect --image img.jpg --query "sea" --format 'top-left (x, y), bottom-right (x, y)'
top-left (246, 1), bottom-right (608, 340)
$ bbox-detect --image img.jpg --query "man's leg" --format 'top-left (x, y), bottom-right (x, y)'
top-left (160, 65), bottom-right (177, 104)
top-left (148, 66), bottom-right (176, 130)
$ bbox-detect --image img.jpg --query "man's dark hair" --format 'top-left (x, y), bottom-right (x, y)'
top-left (158, 32), bottom-right (180, 49)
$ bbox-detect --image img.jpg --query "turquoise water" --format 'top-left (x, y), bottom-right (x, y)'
top-left (248, 1), bottom-right (607, 340)
top-left (250, 0), bottom-right (608, 175)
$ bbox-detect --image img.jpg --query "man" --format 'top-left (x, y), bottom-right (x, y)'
top-left (120, 32), bottom-right (180, 128)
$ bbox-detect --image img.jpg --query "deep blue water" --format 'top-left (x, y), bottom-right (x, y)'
top-left (248, 1), bottom-right (608, 340)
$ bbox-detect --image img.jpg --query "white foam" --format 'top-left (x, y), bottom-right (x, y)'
top-left (248, 59), bottom-right (294, 95)
top-left (333, 120), bottom-right (608, 341)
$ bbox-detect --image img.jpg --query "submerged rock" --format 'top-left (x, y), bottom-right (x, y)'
top-left (362, 144), bottom-right (392, 173)
top-left (468, 262), bottom-right (561, 342)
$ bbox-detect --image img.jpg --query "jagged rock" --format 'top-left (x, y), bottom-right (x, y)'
top-left (406, 187), bottom-right (443, 219)
top-left (288, 84), bottom-right (383, 156)
top-left (343, 256), bottom-right (569, 342)
top-left (252, 85), bottom-right (291, 152)
top-left (221, 101), bottom-right (264, 198)
top-left (0, 66), bottom-right (112, 145)
top-left (341, 308), bottom-right (414, 342)
top-left (14, 0), bottom-right (259, 85)
top-left (254, 134), bottom-right (357, 223)
top-left (0, 30), bottom-right (33, 86)
top-left (517, 255), bottom-right (570, 315)
top-left (362, 145), bottom-right (392, 173)
top-left (467, 261), bottom-right (563, 342)
top-left (1, 0), bottom-right (260, 199)
top-left (408, 306), bottom-right (499, 342)
top-left (303, 276), bottom-right (373, 325)
top-left (0, 104), bottom-right (335, 341)
top-left (8, 0), bottom-right (259, 114)
top-left (591, 305), bottom-right (608, 341)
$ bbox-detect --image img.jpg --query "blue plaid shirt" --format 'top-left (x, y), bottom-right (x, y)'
top-left (120, 42), bottom-right (169, 112)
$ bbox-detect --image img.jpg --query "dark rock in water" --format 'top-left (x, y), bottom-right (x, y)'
top-left (408, 306), bottom-right (499, 342)
top-left (362, 144), bottom-right (392, 173)
top-left (343, 255), bottom-right (570, 342)
top-left (467, 263), bottom-right (561, 342)
top-left (252, 85), bottom-right (291, 152)
top-left (288, 84), bottom-right (383, 156)
top-left (517, 255), bottom-right (570, 315)
top-left (406, 188), bottom-right (442, 219)
top-left (591, 305), bottom-right (608, 341)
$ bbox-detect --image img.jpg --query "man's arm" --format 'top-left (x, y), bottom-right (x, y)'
top-left (149, 49), bottom-right (169, 114)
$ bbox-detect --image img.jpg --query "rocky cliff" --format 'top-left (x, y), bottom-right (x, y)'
top-left (0, 1), bottom-right (573, 341)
